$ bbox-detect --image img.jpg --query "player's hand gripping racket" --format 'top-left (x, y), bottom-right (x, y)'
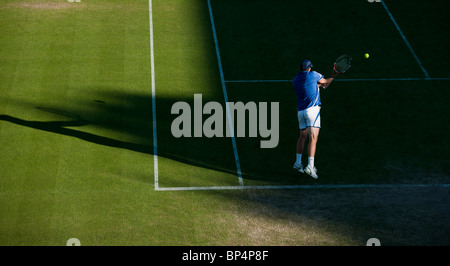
top-left (330, 55), bottom-right (352, 78)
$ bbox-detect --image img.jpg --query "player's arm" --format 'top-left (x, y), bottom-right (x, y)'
top-left (318, 77), bottom-right (333, 88)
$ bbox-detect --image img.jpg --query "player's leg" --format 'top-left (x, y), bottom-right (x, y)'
top-left (307, 127), bottom-right (320, 165)
top-left (294, 110), bottom-right (308, 173)
top-left (296, 128), bottom-right (308, 155)
top-left (304, 106), bottom-right (321, 179)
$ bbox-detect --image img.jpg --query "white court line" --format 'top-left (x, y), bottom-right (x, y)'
top-left (207, 0), bottom-right (244, 186)
top-left (156, 183), bottom-right (450, 191)
top-left (149, 0), bottom-right (159, 190)
top-left (225, 77), bottom-right (450, 83)
top-left (381, 0), bottom-right (430, 78)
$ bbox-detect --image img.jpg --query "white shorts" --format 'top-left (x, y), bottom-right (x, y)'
top-left (298, 105), bottom-right (321, 130)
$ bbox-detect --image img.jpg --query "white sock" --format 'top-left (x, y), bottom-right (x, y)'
top-left (308, 157), bottom-right (314, 168)
top-left (296, 154), bottom-right (302, 164)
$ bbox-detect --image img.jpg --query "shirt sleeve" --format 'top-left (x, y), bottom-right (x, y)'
top-left (312, 71), bottom-right (324, 82)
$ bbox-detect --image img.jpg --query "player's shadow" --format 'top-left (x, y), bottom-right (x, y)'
top-left (0, 89), bottom-right (243, 179)
top-left (0, 114), bottom-right (153, 154)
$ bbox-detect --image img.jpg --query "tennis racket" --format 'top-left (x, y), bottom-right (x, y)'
top-left (330, 55), bottom-right (352, 78)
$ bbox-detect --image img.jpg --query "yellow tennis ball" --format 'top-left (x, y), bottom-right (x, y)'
top-left (364, 53), bottom-right (370, 59)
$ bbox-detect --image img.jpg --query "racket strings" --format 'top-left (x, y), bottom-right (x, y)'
top-left (334, 55), bottom-right (352, 75)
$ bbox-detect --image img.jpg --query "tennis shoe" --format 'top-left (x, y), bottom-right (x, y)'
top-left (304, 165), bottom-right (318, 179)
top-left (293, 163), bottom-right (304, 173)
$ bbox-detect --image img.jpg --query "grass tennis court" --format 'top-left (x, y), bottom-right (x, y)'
top-left (0, 0), bottom-right (449, 246)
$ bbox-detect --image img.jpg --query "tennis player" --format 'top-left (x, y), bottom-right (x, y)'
top-left (292, 59), bottom-right (333, 179)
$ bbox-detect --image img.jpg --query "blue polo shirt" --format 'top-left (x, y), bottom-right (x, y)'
top-left (292, 71), bottom-right (323, 111)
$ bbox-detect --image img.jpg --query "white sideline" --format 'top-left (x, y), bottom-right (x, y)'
top-left (381, 0), bottom-right (430, 79)
top-left (207, 0), bottom-right (244, 186)
top-left (149, 0), bottom-right (159, 190)
top-left (155, 183), bottom-right (450, 191)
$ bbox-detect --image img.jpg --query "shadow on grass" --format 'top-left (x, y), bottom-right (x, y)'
top-left (0, 112), bottom-right (240, 179)
top-left (0, 114), bottom-right (152, 154)
top-left (0, 90), bottom-right (240, 179)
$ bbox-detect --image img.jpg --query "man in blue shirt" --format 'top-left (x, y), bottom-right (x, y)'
top-left (292, 59), bottom-right (333, 179)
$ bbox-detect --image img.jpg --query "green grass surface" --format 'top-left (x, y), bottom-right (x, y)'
top-left (0, 0), bottom-right (449, 246)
